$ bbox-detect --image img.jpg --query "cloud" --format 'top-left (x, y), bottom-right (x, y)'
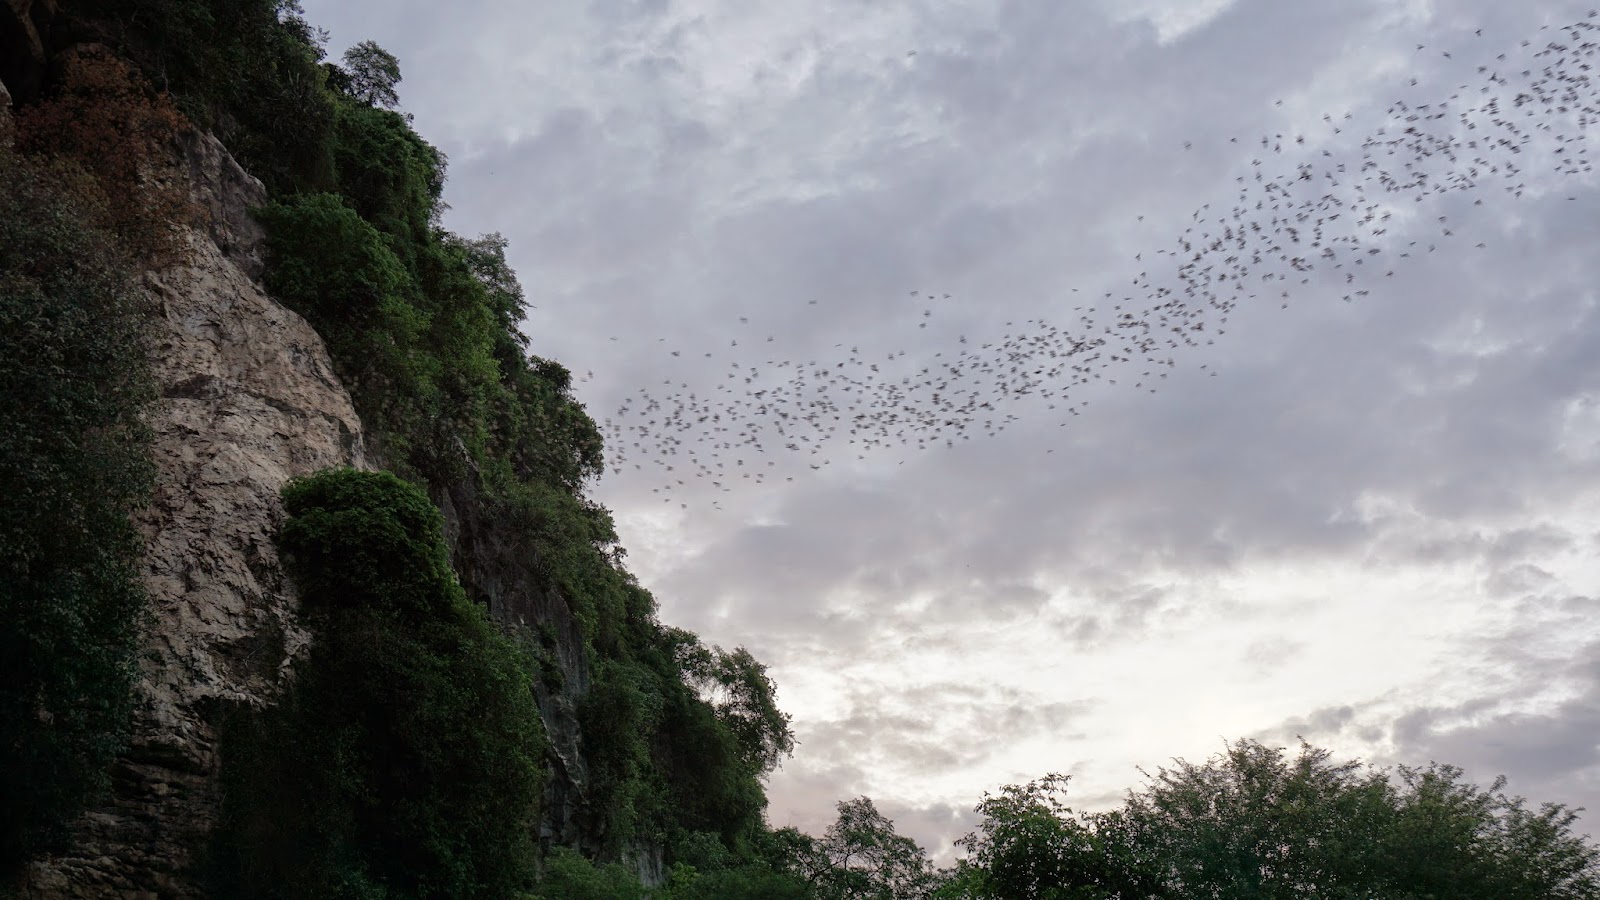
top-left (302, 0), bottom-right (1600, 857)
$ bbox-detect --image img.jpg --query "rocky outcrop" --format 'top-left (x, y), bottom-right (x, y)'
top-left (0, 68), bottom-right (12, 147)
top-left (176, 129), bottom-right (269, 282)
top-left (440, 479), bottom-right (597, 851)
top-left (22, 130), bottom-right (369, 899)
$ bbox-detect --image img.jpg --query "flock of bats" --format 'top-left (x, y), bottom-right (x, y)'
top-left (587, 13), bottom-right (1600, 507)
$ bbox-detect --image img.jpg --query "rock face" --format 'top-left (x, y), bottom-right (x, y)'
top-left (176, 129), bottom-right (271, 282)
top-left (22, 129), bottom-right (369, 899)
top-left (0, 68), bottom-right (12, 147)
top-left (440, 479), bottom-right (597, 850)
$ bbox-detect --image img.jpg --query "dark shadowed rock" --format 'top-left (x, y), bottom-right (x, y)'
top-left (177, 128), bottom-right (269, 282)
top-left (0, 0), bottom-right (55, 103)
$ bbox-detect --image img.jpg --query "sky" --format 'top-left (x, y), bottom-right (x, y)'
top-left (303, 0), bottom-right (1600, 862)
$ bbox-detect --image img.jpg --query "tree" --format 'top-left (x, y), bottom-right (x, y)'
top-left (1111, 739), bottom-right (1600, 899)
top-left (341, 39), bottom-right (401, 108)
top-left (795, 798), bottom-right (937, 899)
top-left (937, 740), bottom-right (1600, 900)
top-left (671, 629), bottom-right (795, 775)
top-left (939, 775), bottom-right (1158, 900)
top-left (450, 231), bottom-right (529, 345)
top-left (1382, 763), bottom-right (1600, 899)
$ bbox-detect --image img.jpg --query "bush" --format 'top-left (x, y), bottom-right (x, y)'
top-left (0, 146), bottom-right (152, 874)
top-left (527, 847), bottom-right (648, 900)
top-left (277, 467), bottom-right (457, 620)
top-left (330, 99), bottom-right (445, 252)
top-left (215, 469), bottom-right (547, 899)
top-left (256, 193), bottom-right (437, 467)
top-left (663, 863), bottom-right (811, 900)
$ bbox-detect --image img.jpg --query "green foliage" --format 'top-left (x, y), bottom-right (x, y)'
top-left (68, 0), bottom-right (339, 194)
top-left (1381, 763), bottom-right (1600, 899)
top-left (672, 631), bottom-right (795, 776)
top-left (339, 40), bottom-right (403, 109)
top-left (448, 232), bottom-right (530, 360)
top-left (941, 740), bottom-right (1600, 900)
top-left (657, 677), bottom-right (768, 846)
top-left (663, 861), bottom-right (812, 900)
top-left (329, 99), bottom-right (446, 251)
top-left (0, 147), bottom-right (152, 874)
top-left (939, 776), bottom-right (1154, 900)
top-left (215, 469), bottom-right (547, 899)
top-left (277, 467), bottom-right (458, 620)
top-left (524, 847), bottom-right (649, 900)
top-left (793, 798), bottom-right (937, 900)
top-left (578, 658), bottom-right (666, 850)
top-left (489, 357), bottom-right (607, 494)
top-left (255, 192), bottom-right (437, 469)
top-left (1113, 740), bottom-right (1397, 898)
top-left (256, 192), bottom-right (423, 375)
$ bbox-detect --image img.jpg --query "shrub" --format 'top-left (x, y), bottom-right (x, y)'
top-left (0, 146), bottom-right (152, 874)
top-left (256, 193), bottom-right (435, 466)
top-left (277, 468), bottom-right (456, 620)
top-left (215, 469), bottom-right (547, 899)
top-left (527, 847), bottom-right (648, 900)
top-left (330, 99), bottom-right (445, 253)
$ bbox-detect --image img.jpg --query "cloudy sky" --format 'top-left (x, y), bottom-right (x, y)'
top-left (304, 0), bottom-right (1600, 860)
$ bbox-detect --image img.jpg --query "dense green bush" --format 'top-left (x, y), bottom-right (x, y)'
top-left (257, 193), bottom-right (427, 388)
top-left (526, 847), bottom-right (649, 900)
top-left (0, 147), bottom-right (152, 874)
top-left (330, 100), bottom-right (446, 253)
top-left (214, 469), bottom-right (547, 899)
top-left (663, 863), bottom-right (812, 900)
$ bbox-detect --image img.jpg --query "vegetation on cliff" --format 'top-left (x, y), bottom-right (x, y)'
top-left (5, 1), bottom-right (1600, 897)
top-left (0, 48), bottom-right (178, 876)
top-left (215, 469), bottom-right (547, 899)
top-left (51, 0), bottom-right (794, 888)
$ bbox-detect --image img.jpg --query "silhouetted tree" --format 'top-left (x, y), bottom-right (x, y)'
top-left (342, 40), bottom-right (401, 108)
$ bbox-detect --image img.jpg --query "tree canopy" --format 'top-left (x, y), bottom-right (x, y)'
top-left (937, 740), bottom-right (1600, 900)
top-left (340, 40), bottom-right (402, 109)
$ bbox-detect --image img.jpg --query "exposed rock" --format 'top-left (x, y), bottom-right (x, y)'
top-left (624, 841), bottom-right (667, 889)
top-left (23, 136), bottom-right (368, 897)
top-left (440, 478), bottom-right (597, 851)
top-left (177, 129), bottom-right (269, 282)
top-left (0, 68), bottom-right (12, 148)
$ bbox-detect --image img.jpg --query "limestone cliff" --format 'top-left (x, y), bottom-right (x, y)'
top-left (19, 117), bottom-right (371, 898)
top-left (3, 13), bottom-right (641, 890)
